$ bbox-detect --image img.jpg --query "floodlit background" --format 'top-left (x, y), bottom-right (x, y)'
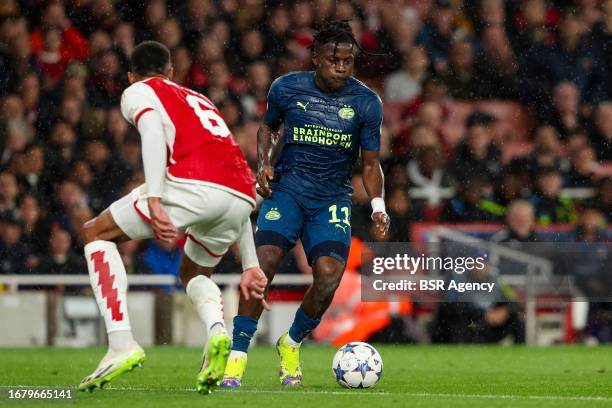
top-left (0, 0), bottom-right (611, 349)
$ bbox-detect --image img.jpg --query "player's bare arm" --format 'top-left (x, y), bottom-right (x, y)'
top-left (362, 149), bottom-right (390, 239)
top-left (256, 122), bottom-right (281, 198)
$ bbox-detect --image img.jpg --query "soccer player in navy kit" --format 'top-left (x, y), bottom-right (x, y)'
top-left (222, 21), bottom-right (390, 387)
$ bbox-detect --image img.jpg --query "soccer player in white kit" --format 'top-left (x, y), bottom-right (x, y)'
top-left (77, 41), bottom-right (268, 394)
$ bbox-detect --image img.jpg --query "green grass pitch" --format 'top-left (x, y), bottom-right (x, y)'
top-left (1, 345), bottom-right (612, 407)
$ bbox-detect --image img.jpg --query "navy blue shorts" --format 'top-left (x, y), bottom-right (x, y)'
top-left (255, 189), bottom-right (351, 266)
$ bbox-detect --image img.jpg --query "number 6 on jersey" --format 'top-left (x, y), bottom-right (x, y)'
top-left (186, 94), bottom-right (231, 138)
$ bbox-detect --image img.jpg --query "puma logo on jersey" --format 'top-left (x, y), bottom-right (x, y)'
top-left (335, 224), bottom-right (348, 233)
top-left (296, 101), bottom-right (309, 111)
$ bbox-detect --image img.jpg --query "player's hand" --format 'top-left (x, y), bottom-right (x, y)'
top-left (240, 266), bottom-right (271, 311)
top-left (147, 197), bottom-right (178, 244)
top-left (372, 212), bottom-right (390, 240)
top-left (256, 165), bottom-right (274, 198)
top-left (485, 306), bottom-right (509, 327)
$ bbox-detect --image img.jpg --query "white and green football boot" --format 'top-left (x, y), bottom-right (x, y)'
top-left (196, 333), bottom-right (232, 394)
top-left (78, 344), bottom-right (145, 392)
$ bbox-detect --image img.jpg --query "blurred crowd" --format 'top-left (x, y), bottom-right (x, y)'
top-left (0, 0), bottom-right (611, 280)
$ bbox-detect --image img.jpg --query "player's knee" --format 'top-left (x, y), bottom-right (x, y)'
top-left (256, 246), bottom-right (284, 278)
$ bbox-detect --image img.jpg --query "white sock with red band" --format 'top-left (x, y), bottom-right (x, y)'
top-left (186, 275), bottom-right (226, 338)
top-left (84, 240), bottom-right (134, 351)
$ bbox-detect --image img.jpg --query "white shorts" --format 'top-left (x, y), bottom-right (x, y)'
top-left (110, 180), bottom-right (253, 267)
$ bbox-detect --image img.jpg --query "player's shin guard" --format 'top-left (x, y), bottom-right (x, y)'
top-left (186, 275), bottom-right (226, 336)
top-left (84, 241), bottom-right (132, 343)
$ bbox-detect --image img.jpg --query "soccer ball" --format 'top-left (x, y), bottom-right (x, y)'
top-left (332, 342), bottom-right (383, 389)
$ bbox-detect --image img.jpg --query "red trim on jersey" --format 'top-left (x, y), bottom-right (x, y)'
top-left (134, 107), bottom-right (154, 126)
top-left (186, 233), bottom-right (226, 258)
top-left (133, 200), bottom-right (152, 224)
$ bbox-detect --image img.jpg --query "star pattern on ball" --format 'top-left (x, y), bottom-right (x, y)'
top-left (333, 365), bottom-right (346, 381)
top-left (354, 361), bottom-right (373, 379)
top-left (342, 343), bottom-right (358, 354)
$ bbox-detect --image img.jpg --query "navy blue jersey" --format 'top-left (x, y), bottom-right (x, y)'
top-left (264, 71), bottom-right (382, 202)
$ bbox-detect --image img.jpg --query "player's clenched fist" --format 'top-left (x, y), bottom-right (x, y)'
top-left (372, 212), bottom-right (390, 240)
top-left (256, 165), bottom-right (275, 198)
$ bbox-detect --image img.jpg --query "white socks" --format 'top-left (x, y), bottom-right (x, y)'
top-left (108, 330), bottom-right (135, 352)
top-left (229, 350), bottom-right (247, 360)
top-left (85, 240), bottom-right (134, 352)
top-left (186, 275), bottom-right (226, 337)
top-left (284, 333), bottom-right (301, 347)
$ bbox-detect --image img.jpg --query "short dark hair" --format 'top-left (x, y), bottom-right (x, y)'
top-left (312, 20), bottom-right (359, 51)
top-left (130, 41), bottom-right (171, 77)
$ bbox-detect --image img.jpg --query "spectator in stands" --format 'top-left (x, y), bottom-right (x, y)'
top-left (520, 9), bottom-right (606, 118)
top-left (401, 75), bottom-right (450, 121)
top-left (17, 144), bottom-right (49, 195)
top-left (449, 111), bottom-right (502, 183)
top-left (37, 226), bottom-right (84, 274)
top-left (416, 0), bottom-right (456, 75)
top-left (591, 102), bottom-right (612, 162)
top-left (443, 39), bottom-right (479, 99)
top-left (136, 0), bottom-right (167, 44)
top-left (484, 171), bottom-right (530, 219)
top-left (240, 61), bottom-right (271, 121)
top-left (529, 166), bottom-right (578, 225)
top-left (393, 122), bottom-right (442, 160)
top-left (83, 139), bottom-right (130, 212)
top-left (591, 0), bottom-right (612, 100)
top-left (45, 122), bottom-right (77, 181)
top-left (105, 107), bottom-right (129, 148)
top-left (30, 1), bottom-right (88, 65)
top-left (518, 125), bottom-right (563, 177)
top-left (0, 171), bottom-right (18, 214)
top-left (0, 211), bottom-right (32, 273)
top-left (263, 6), bottom-right (290, 63)
top-left (137, 238), bottom-right (182, 292)
top-left (18, 73), bottom-right (39, 128)
top-left (384, 46), bottom-right (429, 102)
top-left (36, 27), bottom-right (71, 89)
top-left (588, 177), bottom-right (612, 223)
top-left (474, 25), bottom-right (519, 100)
top-left (430, 255), bottom-right (524, 344)
top-left (491, 199), bottom-right (539, 243)
top-left (156, 17), bottom-right (182, 52)
top-left (567, 144), bottom-right (600, 187)
top-left (112, 22), bottom-right (135, 60)
top-left (443, 178), bottom-right (495, 222)
top-left (171, 46), bottom-right (192, 87)
top-left (386, 186), bottom-right (419, 242)
top-left (407, 145), bottom-right (454, 206)
top-left (545, 82), bottom-right (586, 140)
top-left (86, 48), bottom-right (124, 108)
top-left (564, 129), bottom-right (590, 168)
top-left (205, 61), bottom-right (237, 105)
top-left (17, 193), bottom-right (47, 256)
top-left (117, 132), bottom-right (142, 175)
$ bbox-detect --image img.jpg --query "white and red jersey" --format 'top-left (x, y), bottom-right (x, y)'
top-left (120, 77), bottom-right (256, 206)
